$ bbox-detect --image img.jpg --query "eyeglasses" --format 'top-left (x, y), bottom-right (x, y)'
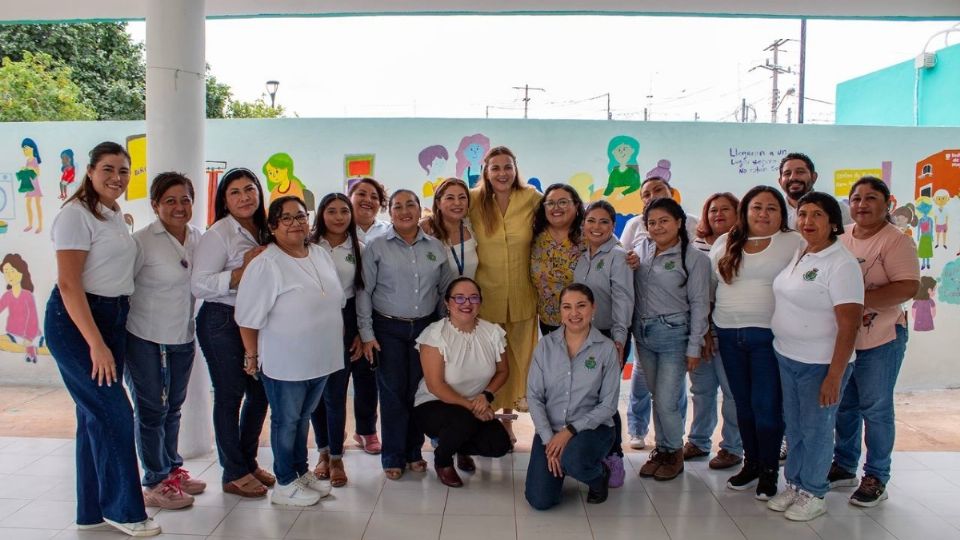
top-left (543, 199), bottom-right (573, 210)
top-left (279, 213), bottom-right (309, 226)
top-left (450, 294), bottom-right (482, 305)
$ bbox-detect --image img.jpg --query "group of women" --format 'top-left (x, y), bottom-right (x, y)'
top-left (44, 142), bottom-right (918, 536)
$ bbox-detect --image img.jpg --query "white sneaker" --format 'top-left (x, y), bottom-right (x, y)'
top-left (629, 436), bottom-right (646, 450)
top-left (271, 475), bottom-right (321, 507)
top-left (784, 490), bottom-right (826, 522)
top-left (299, 471), bottom-right (332, 498)
top-left (103, 517), bottom-right (161, 537)
top-left (76, 522), bottom-right (112, 531)
top-left (767, 483), bottom-right (800, 512)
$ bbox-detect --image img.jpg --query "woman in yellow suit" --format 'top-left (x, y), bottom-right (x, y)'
top-left (469, 146), bottom-right (541, 443)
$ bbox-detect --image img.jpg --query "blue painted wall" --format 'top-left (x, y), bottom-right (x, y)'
top-left (836, 42), bottom-right (960, 127)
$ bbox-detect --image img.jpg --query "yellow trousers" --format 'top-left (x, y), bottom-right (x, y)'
top-left (492, 316), bottom-right (539, 411)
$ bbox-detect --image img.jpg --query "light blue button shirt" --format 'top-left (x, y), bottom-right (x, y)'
top-left (357, 226), bottom-right (456, 342)
top-left (573, 236), bottom-right (635, 346)
top-left (526, 326), bottom-right (621, 444)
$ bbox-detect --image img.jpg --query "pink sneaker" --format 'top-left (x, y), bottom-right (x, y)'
top-left (143, 477), bottom-right (194, 510)
top-left (169, 467), bottom-right (206, 495)
top-left (353, 433), bottom-right (382, 455)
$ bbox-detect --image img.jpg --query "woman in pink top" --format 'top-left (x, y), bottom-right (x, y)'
top-left (0, 254), bottom-right (40, 363)
top-left (829, 176), bottom-right (920, 508)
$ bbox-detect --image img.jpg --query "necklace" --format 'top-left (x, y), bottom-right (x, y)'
top-left (292, 253), bottom-right (327, 296)
top-left (747, 233), bottom-right (776, 247)
top-left (163, 226), bottom-right (190, 269)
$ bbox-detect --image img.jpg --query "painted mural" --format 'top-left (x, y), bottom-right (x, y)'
top-left (2, 118), bottom-right (960, 390)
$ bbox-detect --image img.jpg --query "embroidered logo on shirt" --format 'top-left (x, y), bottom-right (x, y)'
top-left (803, 268), bottom-right (819, 281)
top-left (664, 260), bottom-right (676, 271)
top-left (585, 356), bottom-right (597, 369)
top-left (426, 251), bottom-right (437, 261)
top-left (596, 260), bottom-right (605, 270)
top-left (345, 253), bottom-right (356, 264)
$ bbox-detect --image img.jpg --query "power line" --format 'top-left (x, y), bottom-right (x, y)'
top-left (511, 84), bottom-right (545, 119)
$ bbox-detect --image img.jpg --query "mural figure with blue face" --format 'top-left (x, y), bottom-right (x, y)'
top-left (916, 196), bottom-right (934, 270)
top-left (455, 134), bottom-right (490, 188)
top-left (604, 135), bottom-right (641, 196)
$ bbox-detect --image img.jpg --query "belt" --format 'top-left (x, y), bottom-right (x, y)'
top-left (374, 311), bottom-right (432, 323)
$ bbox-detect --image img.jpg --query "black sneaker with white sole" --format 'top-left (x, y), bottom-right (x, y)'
top-left (727, 462), bottom-right (760, 491)
top-left (849, 475), bottom-right (888, 507)
top-left (827, 462), bottom-right (858, 489)
top-left (755, 468), bottom-right (779, 501)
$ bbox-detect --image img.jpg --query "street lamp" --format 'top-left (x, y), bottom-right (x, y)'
top-left (265, 80), bottom-right (279, 108)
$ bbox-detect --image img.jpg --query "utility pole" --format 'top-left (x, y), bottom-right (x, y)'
top-left (512, 84), bottom-right (545, 119)
top-left (607, 93), bottom-right (612, 120)
top-left (485, 105), bottom-right (490, 119)
top-left (798, 19), bottom-right (807, 124)
top-left (751, 39), bottom-right (793, 123)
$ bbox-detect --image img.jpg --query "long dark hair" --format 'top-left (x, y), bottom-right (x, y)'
top-left (311, 192), bottom-right (364, 291)
top-left (428, 177), bottom-right (470, 244)
top-left (718, 185), bottom-right (790, 284)
top-left (63, 141), bottom-right (131, 221)
top-left (1, 254), bottom-right (34, 292)
top-left (214, 167), bottom-right (269, 245)
top-left (532, 183), bottom-right (584, 244)
top-left (644, 198), bottom-right (690, 287)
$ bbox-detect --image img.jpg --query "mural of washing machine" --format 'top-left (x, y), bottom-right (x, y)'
top-left (0, 172), bottom-right (16, 234)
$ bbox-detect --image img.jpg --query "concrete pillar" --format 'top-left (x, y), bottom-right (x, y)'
top-left (146, 0), bottom-right (212, 459)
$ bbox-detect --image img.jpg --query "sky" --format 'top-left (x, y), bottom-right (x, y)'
top-left (127, 16), bottom-right (960, 124)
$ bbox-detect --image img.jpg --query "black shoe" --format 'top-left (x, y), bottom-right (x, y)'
top-left (727, 462), bottom-right (760, 491)
top-left (755, 468), bottom-right (778, 501)
top-left (827, 462), bottom-right (858, 489)
top-left (586, 462), bottom-right (610, 504)
top-left (849, 475), bottom-right (888, 507)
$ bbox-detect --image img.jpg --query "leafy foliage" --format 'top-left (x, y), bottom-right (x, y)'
top-left (0, 52), bottom-right (97, 121)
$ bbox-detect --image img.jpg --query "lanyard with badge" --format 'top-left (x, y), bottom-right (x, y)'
top-left (449, 220), bottom-right (466, 276)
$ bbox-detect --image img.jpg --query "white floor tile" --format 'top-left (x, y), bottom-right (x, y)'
top-left (807, 515), bottom-right (898, 540)
top-left (515, 512), bottom-right (591, 537)
top-left (208, 506), bottom-right (300, 538)
top-left (444, 486), bottom-right (515, 515)
top-left (302, 484), bottom-right (381, 513)
top-left (910, 452), bottom-right (960, 470)
top-left (639, 469), bottom-right (709, 492)
top-left (650, 490), bottom-right (726, 517)
top-left (0, 499), bottom-right (77, 529)
top-left (0, 498), bottom-right (28, 520)
top-left (153, 505), bottom-right (232, 536)
top-left (871, 512), bottom-right (960, 540)
top-left (889, 469), bottom-right (960, 494)
top-left (583, 490), bottom-right (658, 517)
top-left (375, 485), bottom-right (448, 514)
top-left (362, 512), bottom-right (442, 540)
top-left (0, 453), bottom-right (42, 474)
top-left (660, 514), bottom-right (747, 540)
top-left (0, 438), bottom-right (71, 456)
top-left (589, 516), bottom-right (670, 540)
top-left (732, 516), bottom-right (820, 540)
top-left (286, 510), bottom-right (370, 539)
top-left (0, 528), bottom-right (59, 540)
top-left (17, 455), bottom-right (79, 478)
top-left (440, 514), bottom-right (517, 540)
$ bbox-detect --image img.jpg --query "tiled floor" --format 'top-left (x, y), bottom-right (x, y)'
top-left (1, 437), bottom-right (959, 539)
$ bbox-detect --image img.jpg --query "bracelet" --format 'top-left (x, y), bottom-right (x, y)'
top-left (565, 424), bottom-right (578, 436)
top-left (482, 390), bottom-right (495, 404)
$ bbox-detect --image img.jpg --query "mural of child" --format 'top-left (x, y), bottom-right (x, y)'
top-left (604, 135), bottom-right (641, 196)
top-left (0, 254), bottom-right (41, 363)
top-left (455, 133), bottom-right (490, 188)
top-left (916, 196), bottom-right (934, 270)
top-left (418, 144), bottom-right (449, 197)
top-left (59, 149), bottom-right (75, 200)
top-left (933, 188), bottom-right (950, 249)
top-left (892, 203), bottom-right (917, 237)
top-left (17, 138), bottom-right (43, 233)
top-left (263, 152), bottom-right (314, 208)
top-left (912, 275), bottom-right (937, 332)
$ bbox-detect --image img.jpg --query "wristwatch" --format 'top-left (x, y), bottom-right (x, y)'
top-left (565, 424), bottom-right (578, 436)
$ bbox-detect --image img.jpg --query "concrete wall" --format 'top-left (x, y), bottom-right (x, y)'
top-left (1, 118), bottom-right (959, 390)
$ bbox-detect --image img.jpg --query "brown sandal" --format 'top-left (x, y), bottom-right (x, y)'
top-left (408, 460), bottom-right (428, 473)
top-left (314, 450), bottom-right (331, 479)
top-left (223, 473), bottom-right (267, 498)
top-left (384, 468), bottom-right (404, 480)
top-left (329, 458), bottom-right (348, 487)
top-left (252, 467), bottom-right (276, 487)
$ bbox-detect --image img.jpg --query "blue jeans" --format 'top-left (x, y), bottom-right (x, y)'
top-left (124, 332), bottom-right (195, 487)
top-left (44, 287), bottom-right (146, 525)
top-left (525, 426), bottom-right (614, 511)
top-left (834, 325), bottom-right (907, 484)
top-left (311, 298), bottom-right (378, 457)
top-left (634, 313), bottom-right (690, 452)
top-left (717, 326), bottom-right (783, 470)
top-left (261, 374), bottom-right (327, 485)
top-left (196, 302), bottom-right (269, 484)
top-left (688, 331), bottom-right (742, 455)
top-left (627, 352), bottom-right (687, 438)
top-left (777, 352), bottom-right (853, 497)
top-left (373, 313), bottom-right (434, 469)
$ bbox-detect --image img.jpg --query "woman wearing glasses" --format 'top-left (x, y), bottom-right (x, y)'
top-left (413, 277), bottom-right (513, 487)
top-left (530, 183), bottom-right (586, 336)
top-left (236, 196), bottom-right (345, 506)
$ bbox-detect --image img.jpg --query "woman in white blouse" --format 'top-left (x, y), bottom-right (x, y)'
top-left (191, 168), bottom-right (273, 499)
top-left (422, 178), bottom-right (479, 279)
top-left (125, 173), bottom-right (205, 510)
top-left (236, 196), bottom-right (346, 507)
top-left (414, 277), bottom-right (512, 487)
top-left (45, 142), bottom-right (160, 537)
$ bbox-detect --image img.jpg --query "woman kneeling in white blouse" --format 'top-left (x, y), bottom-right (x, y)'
top-left (414, 277), bottom-right (513, 488)
top-left (236, 196), bottom-right (346, 507)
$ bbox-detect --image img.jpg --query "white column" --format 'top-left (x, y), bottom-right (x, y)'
top-left (146, 0), bottom-right (212, 459)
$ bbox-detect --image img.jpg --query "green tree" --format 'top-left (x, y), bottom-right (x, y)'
top-left (0, 22), bottom-right (145, 120)
top-left (0, 51), bottom-right (97, 121)
top-left (206, 65), bottom-right (233, 119)
top-left (225, 97), bottom-right (286, 119)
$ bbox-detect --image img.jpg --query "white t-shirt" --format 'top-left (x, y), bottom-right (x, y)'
top-left (51, 201), bottom-right (136, 297)
top-left (413, 318), bottom-right (506, 407)
top-left (316, 236), bottom-right (361, 299)
top-left (620, 213), bottom-right (700, 251)
top-left (191, 215), bottom-right (260, 307)
top-left (710, 230), bottom-right (805, 329)
top-left (127, 220), bottom-right (202, 344)
top-left (442, 218), bottom-right (479, 279)
top-left (234, 243), bottom-right (346, 381)
top-left (771, 240), bottom-right (864, 365)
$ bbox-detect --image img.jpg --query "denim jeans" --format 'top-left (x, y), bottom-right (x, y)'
top-left (634, 313), bottom-right (690, 452)
top-left (261, 374), bottom-right (327, 485)
top-left (717, 326), bottom-right (783, 470)
top-left (627, 352), bottom-right (688, 439)
top-left (44, 287), bottom-right (147, 525)
top-left (834, 325), bottom-right (907, 484)
top-left (311, 298), bottom-right (378, 457)
top-left (373, 313), bottom-right (434, 469)
top-left (196, 302), bottom-right (269, 484)
top-left (688, 331), bottom-right (742, 455)
top-left (777, 351), bottom-right (853, 497)
top-left (525, 426), bottom-right (614, 510)
top-left (124, 332), bottom-right (195, 487)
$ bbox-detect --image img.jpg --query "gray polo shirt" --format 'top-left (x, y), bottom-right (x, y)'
top-left (572, 236), bottom-right (635, 346)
